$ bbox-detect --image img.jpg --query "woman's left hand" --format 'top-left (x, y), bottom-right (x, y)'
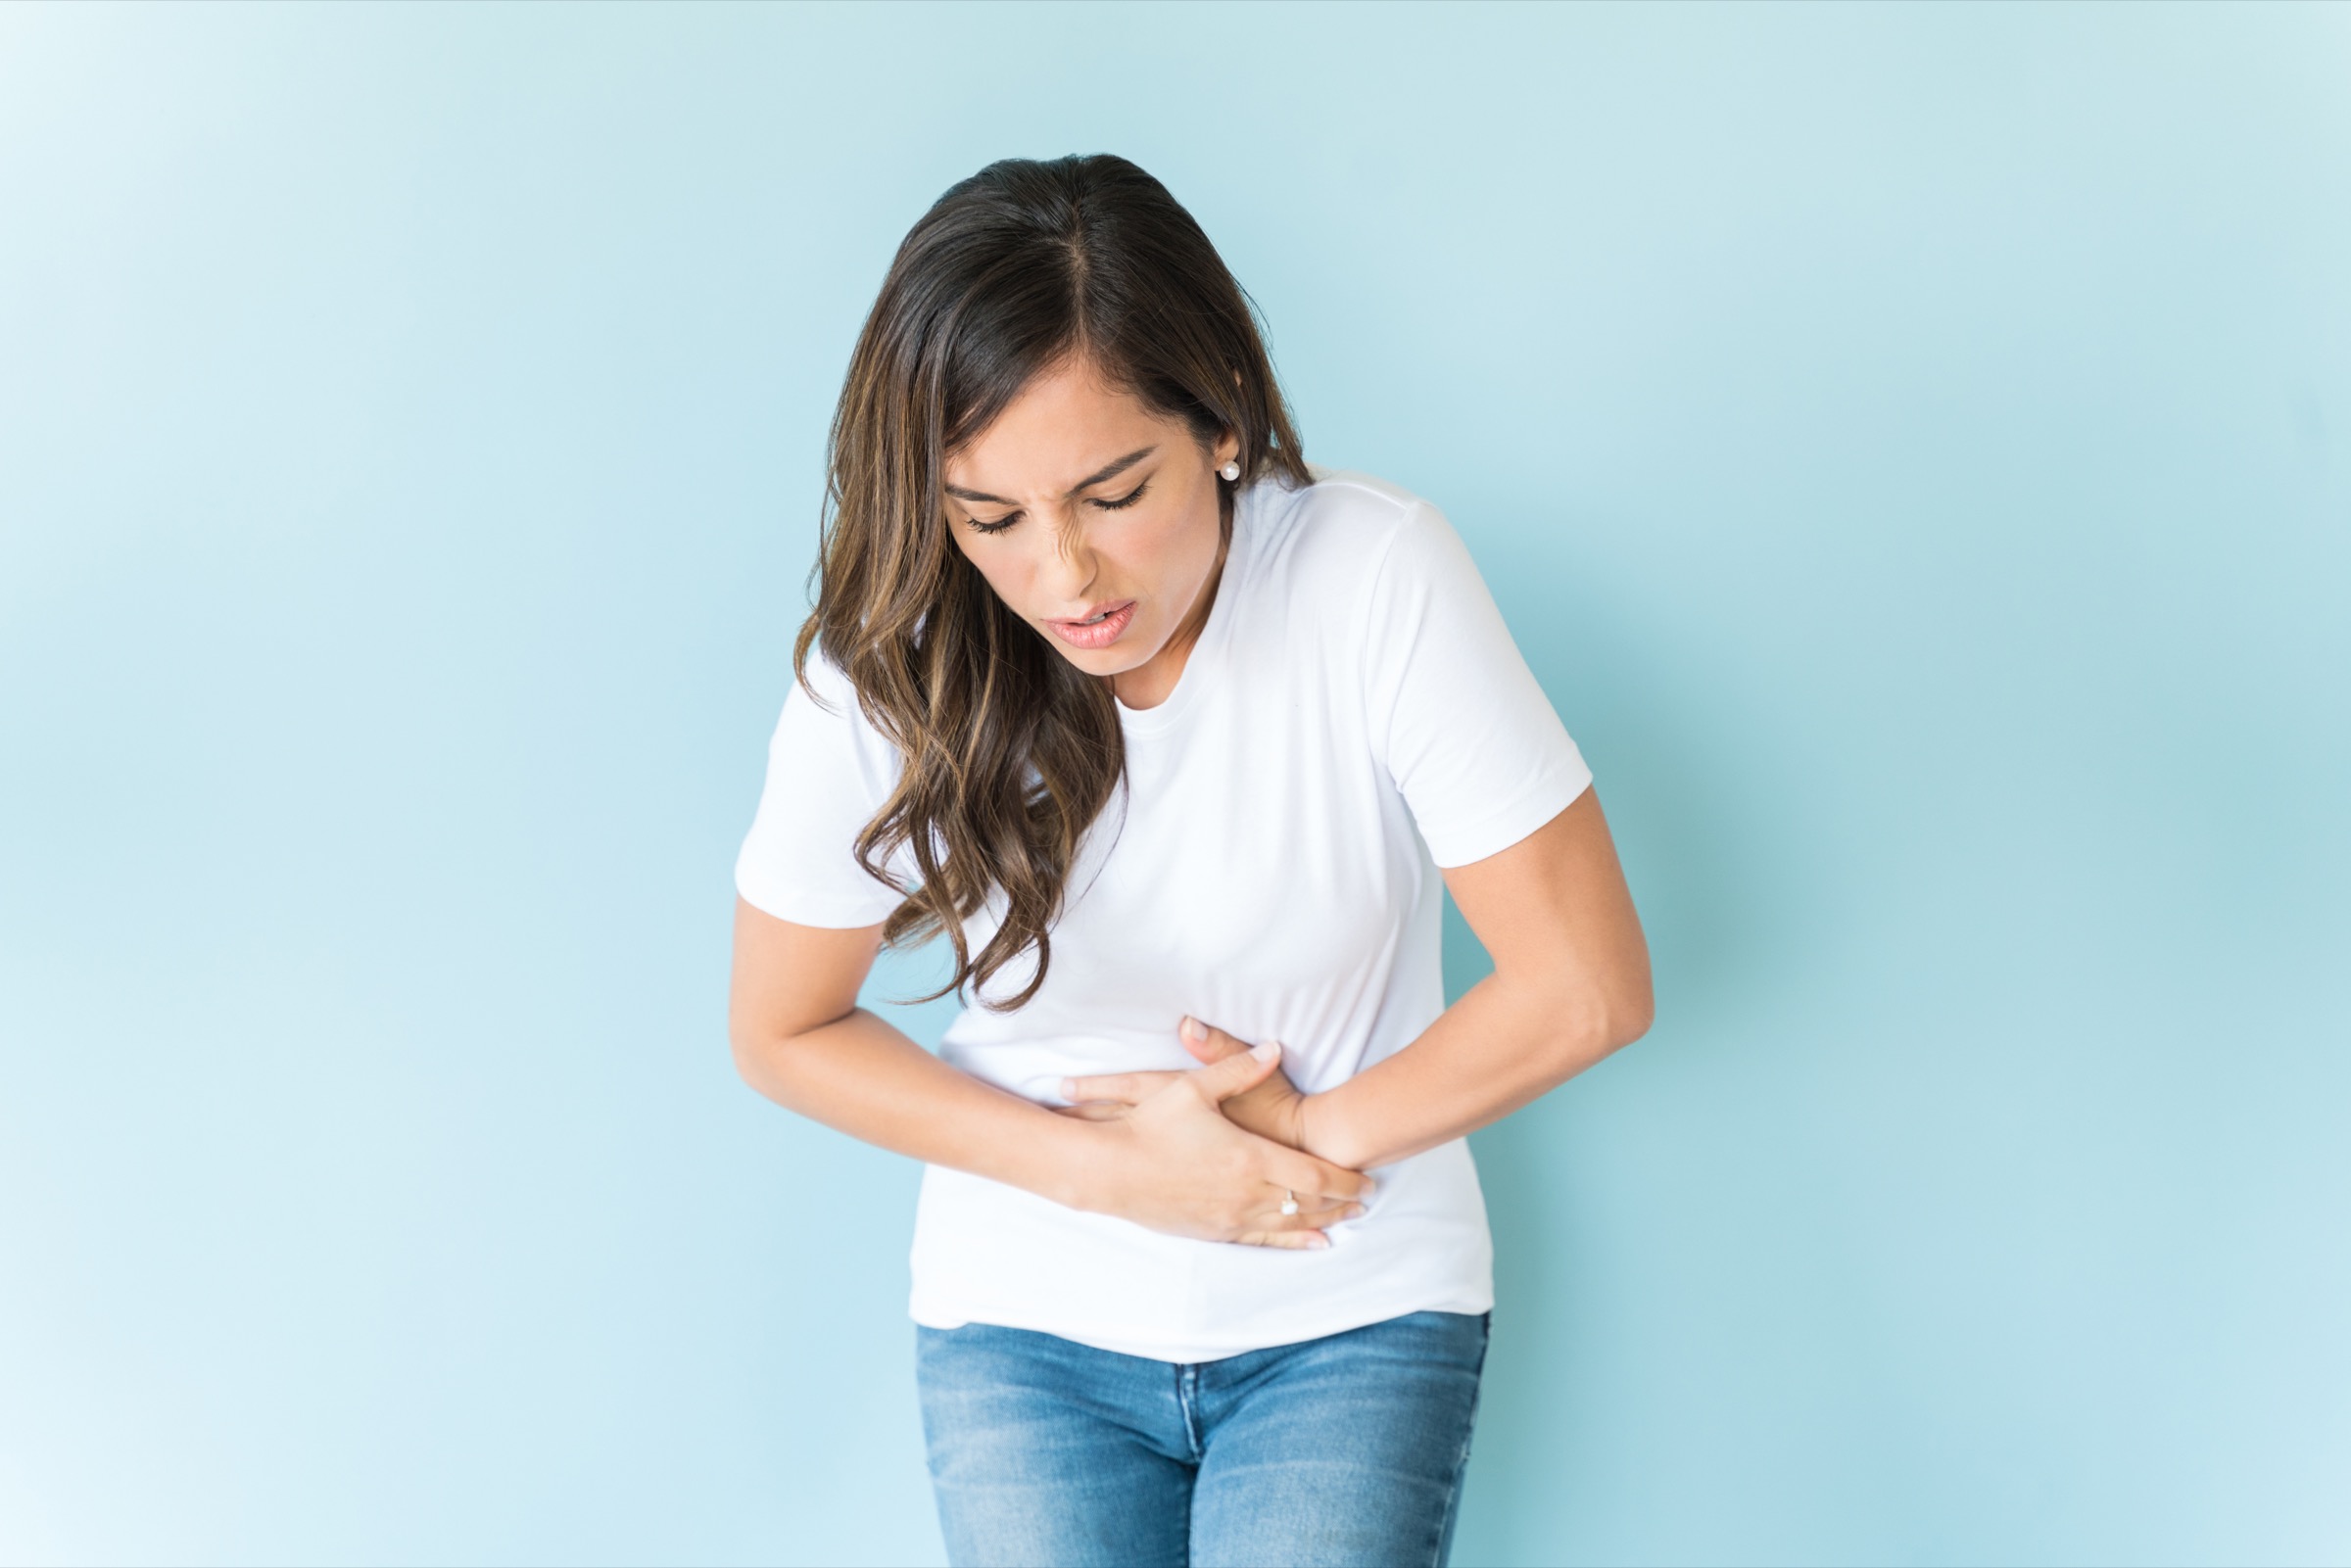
top-left (1059, 1016), bottom-right (1311, 1152)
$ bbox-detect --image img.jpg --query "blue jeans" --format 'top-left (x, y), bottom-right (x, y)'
top-left (914, 1308), bottom-right (1492, 1568)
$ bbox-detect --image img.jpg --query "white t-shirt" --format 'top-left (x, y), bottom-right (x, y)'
top-left (735, 466), bottom-right (1593, 1361)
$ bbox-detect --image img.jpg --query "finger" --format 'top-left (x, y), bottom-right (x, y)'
top-left (1059, 1070), bottom-right (1176, 1106)
top-left (1049, 1103), bottom-right (1128, 1121)
top-left (1177, 1015), bottom-right (1254, 1066)
top-left (1190, 1040), bottom-right (1282, 1105)
top-left (1250, 1196), bottom-right (1365, 1229)
top-left (1233, 1229), bottom-right (1330, 1251)
top-left (1267, 1148), bottom-right (1375, 1204)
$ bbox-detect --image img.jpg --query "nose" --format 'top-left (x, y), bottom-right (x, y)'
top-left (1036, 512), bottom-right (1097, 601)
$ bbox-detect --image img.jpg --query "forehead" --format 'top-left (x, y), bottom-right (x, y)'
top-left (944, 357), bottom-right (1179, 494)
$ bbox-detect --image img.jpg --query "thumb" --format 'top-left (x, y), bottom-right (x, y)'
top-left (1178, 1015), bottom-right (1250, 1065)
top-left (1192, 1039), bottom-right (1282, 1104)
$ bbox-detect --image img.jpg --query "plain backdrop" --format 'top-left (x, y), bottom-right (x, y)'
top-left (2, 4), bottom-right (2346, 1565)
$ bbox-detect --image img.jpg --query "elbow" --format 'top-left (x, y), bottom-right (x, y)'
top-left (727, 1020), bottom-right (769, 1091)
top-left (1599, 957), bottom-right (1656, 1054)
top-left (729, 1002), bottom-right (854, 1107)
top-left (728, 1014), bottom-right (800, 1099)
top-left (1594, 935), bottom-right (1656, 1056)
top-left (731, 1023), bottom-right (820, 1116)
top-left (1548, 972), bottom-right (1654, 1068)
top-left (1608, 982), bottom-right (1655, 1053)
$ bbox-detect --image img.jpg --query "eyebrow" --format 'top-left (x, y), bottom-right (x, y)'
top-left (943, 445), bottom-right (1157, 507)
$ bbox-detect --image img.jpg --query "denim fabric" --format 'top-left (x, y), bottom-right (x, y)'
top-left (914, 1308), bottom-right (1492, 1568)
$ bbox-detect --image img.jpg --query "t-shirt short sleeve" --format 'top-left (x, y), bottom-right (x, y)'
top-left (1363, 502), bottom-right (1594, 869)
top-left (733, 648), bottom-right (910, 927)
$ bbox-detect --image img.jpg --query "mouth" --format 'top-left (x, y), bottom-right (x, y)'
top-left (1045, 599), bottom-right (1137, 650)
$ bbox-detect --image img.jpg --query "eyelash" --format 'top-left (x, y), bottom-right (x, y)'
top-left (964, 479), bottom-right (1150, 536)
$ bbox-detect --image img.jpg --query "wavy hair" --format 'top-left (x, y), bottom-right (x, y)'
top-left (795, 154), bottom-right (1308, 1010)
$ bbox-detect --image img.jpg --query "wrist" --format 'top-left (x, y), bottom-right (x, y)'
top-left (1037, 1115), bottom-right (1122, 1213)
top-left (1295, 1091), bottom-right (1356, 1168)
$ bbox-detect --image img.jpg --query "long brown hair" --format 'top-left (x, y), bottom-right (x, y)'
top-left (796, 154), bottom-right (1308, 1011)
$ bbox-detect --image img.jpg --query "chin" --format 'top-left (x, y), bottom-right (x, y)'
top-left (1068, 645), bottom-right (1153, 674)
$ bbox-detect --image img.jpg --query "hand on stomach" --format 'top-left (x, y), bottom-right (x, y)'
top-left (1054, 1037), bottom-right (1368, 1250)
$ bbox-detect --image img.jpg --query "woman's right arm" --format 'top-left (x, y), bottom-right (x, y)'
top-left (726, 896), bottom-right (1371, 1247)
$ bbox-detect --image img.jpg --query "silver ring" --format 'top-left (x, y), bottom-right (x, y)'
top-left (1279, 1189), bottom-right (1299, 1216)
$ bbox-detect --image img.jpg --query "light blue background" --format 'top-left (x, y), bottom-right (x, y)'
top-left (2, 4), bottom-right (2345, 1564)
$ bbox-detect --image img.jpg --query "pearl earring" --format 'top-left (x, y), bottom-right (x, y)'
top-left (1219, 460), bottom-right (1241, 482)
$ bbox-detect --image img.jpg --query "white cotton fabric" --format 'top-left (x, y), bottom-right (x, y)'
top-left (735, 467), bottom-right (1593, 1362)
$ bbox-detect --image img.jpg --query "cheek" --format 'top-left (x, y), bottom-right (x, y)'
top-left (953, 531), bottom-right (1040, 601)
top-left (1130, 493), bottom-right (1218, 581)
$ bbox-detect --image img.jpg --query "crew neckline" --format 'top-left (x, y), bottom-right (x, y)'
top-left (1112, 482), bottom-right (1257, 737)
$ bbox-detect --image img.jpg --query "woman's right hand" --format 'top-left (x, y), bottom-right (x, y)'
top-left (1060, 1042), bottom-right (1372, 1250)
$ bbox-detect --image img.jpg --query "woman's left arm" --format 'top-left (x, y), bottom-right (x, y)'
top-left (1298, 784), bottom-right (1652, 1169)
top-left (1060, 785), bottom-right (1653, 1169)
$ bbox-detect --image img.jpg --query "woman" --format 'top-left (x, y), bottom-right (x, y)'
top-left (728, 154), bottom-right (1653, 1568)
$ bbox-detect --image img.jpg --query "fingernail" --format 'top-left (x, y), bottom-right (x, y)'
top-left (1249, 1040), bottom-right (1278, 1062)
top-left (1179, 1015), bottom-right (1204, 1042)
top-left (1058, 1078), bottom-right (1076, 1100)
top-left (1346, 1205), bottom-right (1367, 1219)
top-left (1306, 1234), bottom-right (1330, 1250)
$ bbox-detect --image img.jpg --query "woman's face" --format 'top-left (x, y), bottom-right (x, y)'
top-left (941, 356), bottom-right (1240, 709)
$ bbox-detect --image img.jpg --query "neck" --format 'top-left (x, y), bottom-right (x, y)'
top-left (1110, 529), bottom-right (1230, 712)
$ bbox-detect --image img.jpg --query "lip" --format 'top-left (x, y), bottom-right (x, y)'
top-left (1045, 599), bottom-right (1137, 650)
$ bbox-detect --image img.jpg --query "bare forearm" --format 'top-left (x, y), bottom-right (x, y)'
top-left (732, 1007), bottom-right (1090, 1206)
top-left (1299, 790), bottom-right (1655, 1170)
top-left (1301, 973), bottom-right (1642, 1170)
top-left (726, 904), bottom-right (1370, 1246)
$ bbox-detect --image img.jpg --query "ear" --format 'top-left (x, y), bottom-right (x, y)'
top-left (1214, 427), bottom-right (1241, 471)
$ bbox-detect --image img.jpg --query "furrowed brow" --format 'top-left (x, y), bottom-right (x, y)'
top-left (1067, 446), bottom-right (1156, 495)
top-left (942, 446), bottom-right (1157, 508)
